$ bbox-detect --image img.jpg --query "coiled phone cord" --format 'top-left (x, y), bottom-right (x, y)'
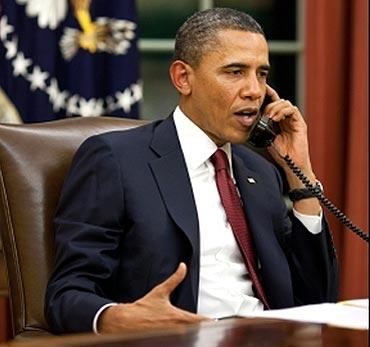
top-left (281, 154), bottom-right (369, 243)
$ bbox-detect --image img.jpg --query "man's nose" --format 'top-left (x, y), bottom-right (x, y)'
top-left (240, 75), bottom-right (263, 100)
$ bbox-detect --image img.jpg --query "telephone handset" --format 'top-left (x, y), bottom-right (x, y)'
top-left (247, 116), bottom-right (279, 148)
top-left (247, 97), bottom-right (368, 242)
top-left (248, 95), bottom-right (280, 148)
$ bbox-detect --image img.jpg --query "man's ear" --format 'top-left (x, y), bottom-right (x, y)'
top-left (169, 60), bottom-right (193, 95)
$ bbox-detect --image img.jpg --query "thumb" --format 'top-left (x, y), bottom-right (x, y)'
top-left (153, 262), bottom-right (187, 298)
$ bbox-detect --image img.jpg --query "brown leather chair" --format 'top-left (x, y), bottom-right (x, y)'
top-left (0, 116), bottom-right (147, 339)
top-left (0, 243), bottom-right (11, 343)
top-left (0, 241), bottom-right (9, 298)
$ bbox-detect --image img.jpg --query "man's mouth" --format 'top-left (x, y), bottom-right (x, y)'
top-left (233, 107), bottom-right (258, 127)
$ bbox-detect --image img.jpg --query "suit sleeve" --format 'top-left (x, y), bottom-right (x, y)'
top-left (45, 135), bottom-right (125, 334)
top-left (286, 212), bottom-right (339, 305)
top-left (265, 162), bottom-right (339, 305)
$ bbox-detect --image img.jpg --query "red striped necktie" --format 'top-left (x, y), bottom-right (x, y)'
top-left (211, 149), bottom-right (270, 309)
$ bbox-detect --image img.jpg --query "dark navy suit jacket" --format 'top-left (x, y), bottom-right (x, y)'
top-left (45, 115), bottom-right (338, 333)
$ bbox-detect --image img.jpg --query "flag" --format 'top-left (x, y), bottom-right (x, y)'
top-left (0, 0), bottom-right (141, 123)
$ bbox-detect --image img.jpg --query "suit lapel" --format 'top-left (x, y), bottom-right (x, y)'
top-left (148, 116), bottom-right (199, 307)
top-left (232, 154), bottom-right (273, 243)
top-left (232, 152), bottom-right (294, 308)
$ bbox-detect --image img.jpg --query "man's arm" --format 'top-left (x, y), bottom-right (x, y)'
top-left (45, 136), bottom-right (206, 334)
top-left (286, 214), bottom-right (339, 304)
top-left (264, 85), bottom-right (321, 216)
top-left (45, 135), bottom-right (128, 333)
top-left (263, 85), bottom-right (338, 303)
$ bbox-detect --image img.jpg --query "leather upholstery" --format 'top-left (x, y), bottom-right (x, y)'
top-left (0, 117), bottom-right (147, 338)
top-left (0, 246), bottom-right (7, 297)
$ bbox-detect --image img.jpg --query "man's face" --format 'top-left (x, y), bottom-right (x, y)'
top-left (181, 30), bottom-right (270, 146)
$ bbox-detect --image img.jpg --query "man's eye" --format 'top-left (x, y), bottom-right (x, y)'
top-left (229, 70), bottom-right (243, 76)
top-left (258, 71), bottom-right (269, 79)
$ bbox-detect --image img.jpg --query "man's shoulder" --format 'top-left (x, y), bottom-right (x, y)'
top-left (82, 118), bottom-right (166, 150)
top-left (98, 119), bottom-right (159, 142)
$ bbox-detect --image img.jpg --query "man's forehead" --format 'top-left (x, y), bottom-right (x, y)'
top-left (200, 30), bottom-right (269, 62)
top-left (214, 28), bottom-right (267, 44)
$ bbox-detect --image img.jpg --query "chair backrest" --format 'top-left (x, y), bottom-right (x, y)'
top-left (0, 117), bottom-right (147, 338)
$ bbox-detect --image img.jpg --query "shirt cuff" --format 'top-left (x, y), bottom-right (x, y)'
top-left (292, 208), bottom-right (323, 235)
top-left (92, 302), bottom-right (118, 334)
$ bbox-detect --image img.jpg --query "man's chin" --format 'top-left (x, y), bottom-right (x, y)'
top-left (229, 132), bottom-right (250, 145)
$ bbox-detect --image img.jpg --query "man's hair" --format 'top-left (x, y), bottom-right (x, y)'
top-left (173, 7), bottom-right (265, 67)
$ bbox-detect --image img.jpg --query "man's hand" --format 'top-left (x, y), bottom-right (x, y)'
top-left (262, 85), bottom-right (311, 175)
top-left (264, 85), bottom-right (321, 215)
top-left (97, 263), bottom-right (209, 334)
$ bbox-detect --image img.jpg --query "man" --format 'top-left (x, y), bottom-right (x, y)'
top-left (45, 8), bottom-right (338, 334)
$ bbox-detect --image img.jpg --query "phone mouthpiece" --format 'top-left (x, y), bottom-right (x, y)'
top-left (247, 114), bottom-right (280, 148)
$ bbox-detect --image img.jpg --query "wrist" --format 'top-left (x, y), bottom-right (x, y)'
top-left (288, 180), bottom-right (323, 202)
top-left (93, 303), bottom-right (118, 334)
top-left (97, 303), bottom-right (127, 334)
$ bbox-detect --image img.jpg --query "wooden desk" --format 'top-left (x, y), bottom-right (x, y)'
top-left (0, 318), bottom-right (367, 347)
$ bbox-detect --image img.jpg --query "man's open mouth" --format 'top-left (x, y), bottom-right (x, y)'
top-left (233, 107), bottom-right (258, 118)
top-left (234, 108), bottom-right (259, 127)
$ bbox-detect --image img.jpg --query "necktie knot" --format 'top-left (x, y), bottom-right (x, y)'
top-left (211, 149), bottom-right (229, 172)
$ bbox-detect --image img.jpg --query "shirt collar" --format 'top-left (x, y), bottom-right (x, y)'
top-left (173, 106), bottom-right (232, 171)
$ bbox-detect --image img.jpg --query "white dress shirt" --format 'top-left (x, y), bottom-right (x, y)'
top-left (93, 107), bottom-right (323, 331)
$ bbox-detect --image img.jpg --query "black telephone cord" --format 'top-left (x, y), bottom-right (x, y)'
top-left (283, 155), bottom-right (369, 243)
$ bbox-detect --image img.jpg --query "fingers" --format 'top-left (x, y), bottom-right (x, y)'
top-left (170, 305), bottom-right (212, 323)
top-left (152, 262), bottom-right (187, 298)
top-left (265, 84), bottom-right (280, 101)
top-left (264, 85), bottom-right (301, 120)
top-left (151, 264), bottom-right (213, 322)
top-left (264, 98), bottom-right (301, 123)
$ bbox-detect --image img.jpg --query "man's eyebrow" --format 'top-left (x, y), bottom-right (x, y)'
top-left (221, 63), bottom-right (271, 71)
top-left (259, 64), bottom-right (270, 71)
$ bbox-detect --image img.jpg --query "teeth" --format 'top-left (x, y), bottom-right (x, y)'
top-left (237, 111), bottom-right (253, 116)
